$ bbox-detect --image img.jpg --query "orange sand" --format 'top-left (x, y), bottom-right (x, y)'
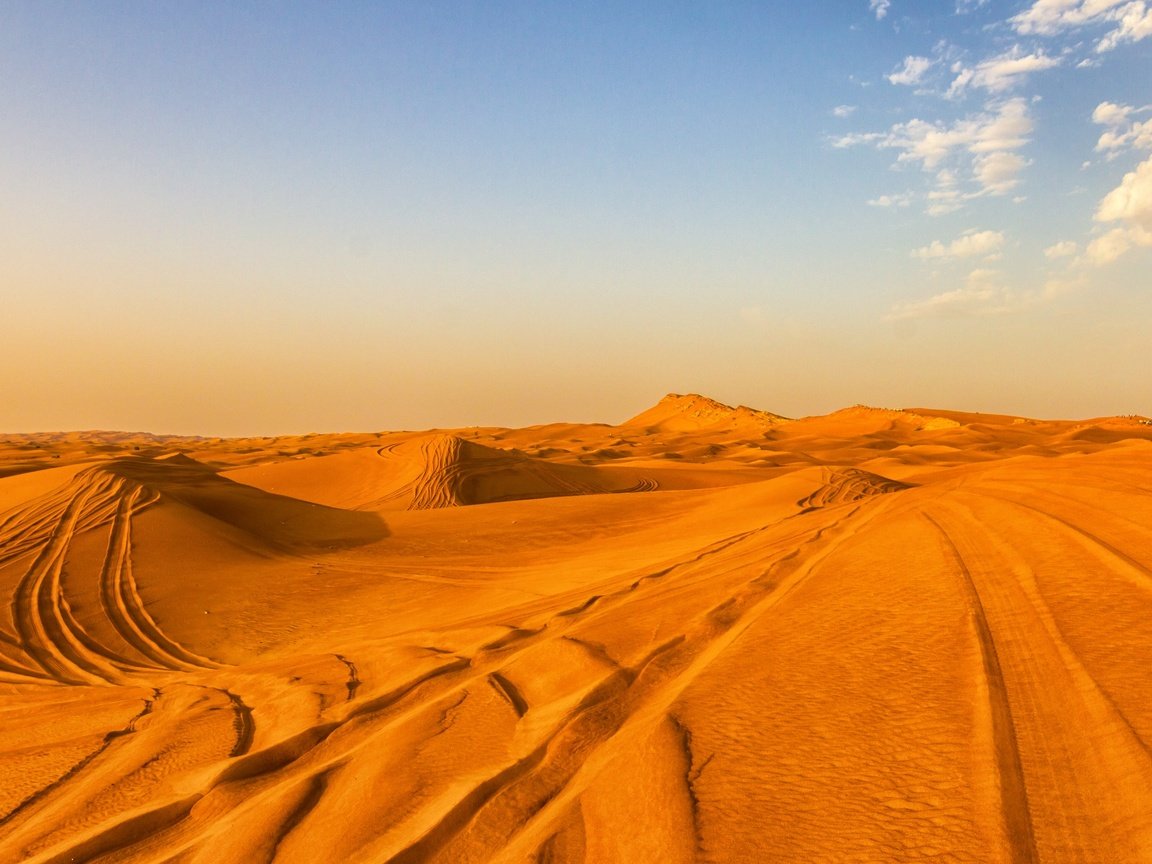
top-left (2, 393), bottom-right (1152, 862)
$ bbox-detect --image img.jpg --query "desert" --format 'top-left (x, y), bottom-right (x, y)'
top-left (1, 393), bottom-right (1152, 862)
top-left (6, 1), bottom-right (1152, 861)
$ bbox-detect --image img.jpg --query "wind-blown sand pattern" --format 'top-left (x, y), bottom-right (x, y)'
top-left (2, 394), bottom-right (1152, 862)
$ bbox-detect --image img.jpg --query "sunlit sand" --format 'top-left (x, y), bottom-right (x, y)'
top-left (2, 394), bottom-right (1152, 862)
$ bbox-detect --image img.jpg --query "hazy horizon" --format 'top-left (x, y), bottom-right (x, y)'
top-left (4, 1), bottom-right (1151, 436)
top-left (3, 390), bottom-right (1145, 439)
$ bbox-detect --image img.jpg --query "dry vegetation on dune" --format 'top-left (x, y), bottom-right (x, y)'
top-left (2, 393), bottom-right (1152, 862)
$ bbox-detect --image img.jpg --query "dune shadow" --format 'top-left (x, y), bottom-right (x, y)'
top-left (104, 455), bottom-right (389, 549)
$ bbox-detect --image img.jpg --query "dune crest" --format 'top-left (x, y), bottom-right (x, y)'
top-left (622, 392), bottom-right (789, 433)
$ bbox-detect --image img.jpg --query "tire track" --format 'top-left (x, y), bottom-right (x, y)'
top-left (0, 469), bottom-right (123, 568)
top-left (0, 484), bottom-right (894, 863)
top-left (950, 492), bottom-right (1152, 758)
top-left (0, 688), bottom-right (160, 829)
top-left (97, 488), bottom-right (221, 673)
top-left (334, 654), bottom-right (360, 701)
top-left (1, 684), bottom-right (248, 862)
top-left (39, 509), bottom-right (865, 864)
top-left (925, 496), bottom-right (1152, 861)
top-left (921, 511), bottom-right (1039, 864)
top-left (2, 460), bottom-right (222, 683)
top-left (978, 488), bottom-right (1152, 591)
top-left (382, 498), bottom-right (899, 864)
top-left (796, 466), bottom-right (913, 510)
top-left (10, 478), bottom-right (122, 684)
top-left (224, 690), bottom-right (256, 757)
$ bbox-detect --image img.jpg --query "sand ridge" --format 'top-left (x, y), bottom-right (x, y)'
top-left (1, 396), bottom-right (1152, 862)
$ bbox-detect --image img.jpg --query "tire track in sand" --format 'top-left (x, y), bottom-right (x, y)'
top-left (97, 488), bottom-right (221, 673)
top-left (925, 496), bottom-right (1152, 862)
top-left (5, 464), bottom-right (221, 683)
top-left (921, 511), bottom-right (1039, 864)
top-left (380, 499), bottom-right (898, 864)
top-left (10, 477), bottom-right (124, 685)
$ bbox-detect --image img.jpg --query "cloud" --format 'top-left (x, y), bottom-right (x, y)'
top-left (1096, 2), bottom-right (1152, 50)
top-left (867, 192), bottom-right (914, 207)
top-left (1093, 100), bottom-right (1134, 126)
top-left (1044, 240), bottom-right (1079, 257)
top-left (889, 269), bottom-right (1026, 319)
top-left (870, 0), bottom-right (891, 20)
top-left (1087, 154), bottom-right (1152, 262)
top-left (833, 98), bottom-right (1034, 210)
top-left (1011, 0), bottom-right (1152, 52)
top-left (1092, 101), bottom-right (1152, 156)
top-left (832, 104), bottom-right (857, 118)
top-left (967, 98), bottom-right (1035, 152)
top-left (1084, 228), bottom-right (1137, 262)
top-left (893, 99), bottom-right (1032, 168)
top-left (947, 46), bottom-right (1061, 96)
top-left (1097, 154), bottom-right (1152, 225)
top-left (888, 56), bottom-right (935, 86)
top-left (974, 151), bottom-right (1031, 193)
top-left (1096, 120), bottom-right (1152, 155)
top-left (832, 131), bottom-right (885, 149)
top-left (956, 0), bottom-right (991, 11)
top-left (913, 229), bottom-right (1006, 259)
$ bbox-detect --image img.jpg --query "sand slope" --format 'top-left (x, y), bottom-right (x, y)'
top-left (1, 398), bottom-right (1152, 862)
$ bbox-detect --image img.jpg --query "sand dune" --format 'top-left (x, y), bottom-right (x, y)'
top-left (622, 393), bottom-right (788, 434)
top-left (225, 433), bottom-right (660, 511)
top-left (1, 396), bottom-right (1151, 862)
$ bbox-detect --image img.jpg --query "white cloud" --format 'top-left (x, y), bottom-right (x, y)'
top-left (832, 104), bottom-right (857, 118)
top-left (967, 98), bottom-right (1034, 152)
top-left (948, 46), bottom-right (1061, 96)
top-left (870, 0), bottom-right (891, 20)
top-left (868, 192), bottom-right (914, 207)
top-left (1012, 0), bottom-right (1126, 35)
top-left (1092, 102), bottom-right (1152, 156)
top-left (1096, 1), bottom-right (1152, 50)
top-left (1085, 226), bottom-right (1141, 262)
top-left (888, 56), bottom-right (935, 86)
top-left (833, 98), bottom-right (1034, 210)
top-left (1087, 154), bottom-right (1152, 262)
top-left (956, 0), bottom-right (991, 12)
top-left (1044, 240), bottom-right (1080, 257)
top-left (1093, 100), bottom-right (1134, 126)
top-left (926, 195), bottom-right (966, 216)
top-left (1011, 0), bottom-right (1152, 52)
top-left (1097, 154), bottom-right (1152, 225)
top-left (913, 229), bottom-right (1006, 259)
top-left (894, 100), bottom-right (1032, 168)
top-left (1097, 120), bottom-right (1152, 154)
top-left (975, 151), bottom-right (1031, 193)
top-left (831, 131), bottom-right (885, 149)
top-left (889, 269), bottom-right (1027, 319)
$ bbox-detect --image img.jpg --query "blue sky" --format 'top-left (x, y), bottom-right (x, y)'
top-left (2, 1), bottom-right (1150, 433)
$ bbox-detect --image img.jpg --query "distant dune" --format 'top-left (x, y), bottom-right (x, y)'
top-left (622, 392), bottom-right (790, 433)
top-left (2, 395), bottom-right (1152, 862)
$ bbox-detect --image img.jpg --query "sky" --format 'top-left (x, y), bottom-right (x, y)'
top-left (2, 0), bottom-right (1150, 434)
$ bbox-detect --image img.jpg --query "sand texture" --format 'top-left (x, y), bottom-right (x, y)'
top-left (2, 394), bottom-right (1152, 862)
